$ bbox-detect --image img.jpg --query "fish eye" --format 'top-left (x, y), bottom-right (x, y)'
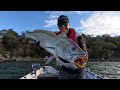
top-left (71, 47), bottom-right (76, 51)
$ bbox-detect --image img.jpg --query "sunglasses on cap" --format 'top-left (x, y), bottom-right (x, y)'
top-left (58, 16), bottom-right (68, 21)
top-left (58, 22), bottom-right (68, 27)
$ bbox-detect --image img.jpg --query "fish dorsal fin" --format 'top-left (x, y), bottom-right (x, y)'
top-left (56, 32), bottom-right (67, 37)
top-left (31, 30), bottom-right (68, 38)
top-left (32, 29), bottom-right (56, 36)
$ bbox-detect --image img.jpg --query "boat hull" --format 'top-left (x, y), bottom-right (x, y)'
top-left (20, 65), bottom-right (102, 79)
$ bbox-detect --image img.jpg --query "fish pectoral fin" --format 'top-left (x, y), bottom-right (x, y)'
top-left (45, 56), bottom-right (55, 65)
top-left (53, 56), bottom-right (61, 66)
top-left (43, 47), bottom-right (58, 65)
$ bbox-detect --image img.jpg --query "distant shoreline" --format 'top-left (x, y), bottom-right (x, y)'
top-left (0, 57), bottom-right (48, 62)
top-left (0, 56), bottom-right (120, 62)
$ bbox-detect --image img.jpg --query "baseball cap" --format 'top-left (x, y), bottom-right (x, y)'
top-left (57, 15), bottom-right (69, 25)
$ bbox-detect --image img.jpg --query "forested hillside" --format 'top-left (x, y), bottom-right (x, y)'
top-left (0, 29), bottom-right (120, 61)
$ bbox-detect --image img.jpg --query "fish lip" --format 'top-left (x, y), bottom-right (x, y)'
top-left (70, 55), bottom-right (82, 62)
top-left (70, 51), bottom-right (86, 62)
top-left (70, 55), bottom-right (87, 68)
top-left (73, 56), bottom-right (87, 68)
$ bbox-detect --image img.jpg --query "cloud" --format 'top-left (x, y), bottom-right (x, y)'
top-left (44, 19), bottom-right (57, 28)
top-left (80, 11), bottom-right (120, 36)
top-left (45, 11), bottom-right (89, 16)
top-left (44, 11), bottom-right (90, 28)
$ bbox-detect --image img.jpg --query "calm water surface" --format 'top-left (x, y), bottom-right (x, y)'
top-left (0, 61), bottom-right (120, 79)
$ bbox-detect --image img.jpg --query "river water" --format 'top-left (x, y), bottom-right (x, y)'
top-left (86, 62), bottom-right (120, 79)
top-left (0, 61), bottom-right (120, 79)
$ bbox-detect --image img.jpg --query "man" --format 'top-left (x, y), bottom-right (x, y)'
top-left (55, 15), bottom-right (88, 79)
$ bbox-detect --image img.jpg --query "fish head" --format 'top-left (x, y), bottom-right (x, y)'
top-left (65, 40), bottom-right (88, 68)
top-left (56, 38), bottom-right (86, 64)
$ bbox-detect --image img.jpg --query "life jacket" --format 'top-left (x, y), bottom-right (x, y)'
top-left (55, 28), bottom-right (78, 44)
top-left (67, 28), bottom-right (78, 44)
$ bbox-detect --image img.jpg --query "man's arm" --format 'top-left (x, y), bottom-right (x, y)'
top-left (76, 31), bottom-right (88, 60)
top-left (77, 35), bottom-right (87, 52)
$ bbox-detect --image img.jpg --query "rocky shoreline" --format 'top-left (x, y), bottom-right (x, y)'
top-left (0, 56), bottom-right (120, 62)
top-left (0, 56), bottom-right (48, 61)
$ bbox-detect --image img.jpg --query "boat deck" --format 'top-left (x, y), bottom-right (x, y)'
top-left (37, 74), bottom-right (59, 79)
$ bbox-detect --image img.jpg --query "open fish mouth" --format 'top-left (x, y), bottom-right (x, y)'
top-left (74, 57), bottom-right (87, 69)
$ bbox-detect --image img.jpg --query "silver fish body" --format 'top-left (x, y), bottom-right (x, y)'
top-left (25, 30), bottom-right (86, 68)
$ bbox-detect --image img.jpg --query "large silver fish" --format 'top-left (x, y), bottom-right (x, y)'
top-left (25, 30), bottom-right (86, 69)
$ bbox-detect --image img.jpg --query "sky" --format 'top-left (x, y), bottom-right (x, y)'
top-left (0, 11), bottom-right (120, 37)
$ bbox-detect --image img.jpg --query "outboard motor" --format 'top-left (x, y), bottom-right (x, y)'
top-left (32, 64), bottom-right (41, 71)
top-left (31, 64), bottom-right (41, 75)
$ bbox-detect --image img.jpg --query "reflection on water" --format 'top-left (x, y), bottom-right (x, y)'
top-left (0, 61), bottom-right (120, 79)
top-left (86, 62), bottom-right (120, 79)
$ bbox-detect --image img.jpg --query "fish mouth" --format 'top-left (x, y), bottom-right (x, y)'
top-left (73, 56), bottom-right (87, 69)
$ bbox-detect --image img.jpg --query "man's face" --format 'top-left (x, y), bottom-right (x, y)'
top-left (58, 21), bottom-right (70, 34)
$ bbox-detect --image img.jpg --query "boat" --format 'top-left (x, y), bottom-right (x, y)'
top-left (20, 64), bottom-right (103, 79)
top-left (20, 64), bottom-right (59, 79)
